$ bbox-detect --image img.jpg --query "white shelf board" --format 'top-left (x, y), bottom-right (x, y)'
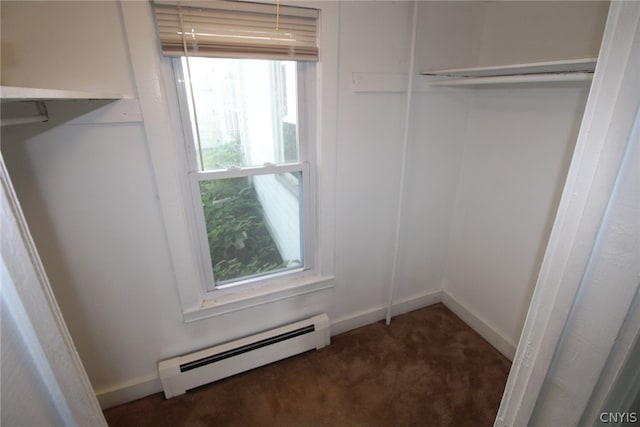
top-left (422, 57), bottom-right (597, 78)
top-left (1, 86), bottom-right (125, 102)
top-left (428, 72), bottom-right (594, 87)
top-left (1, 86), bottom-right (134, 127)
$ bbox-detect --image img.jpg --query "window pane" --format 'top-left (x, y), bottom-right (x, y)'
top-left (199, 173), bottom-right (303, 286)
top-left (184, 57), bottom-right (299, 171)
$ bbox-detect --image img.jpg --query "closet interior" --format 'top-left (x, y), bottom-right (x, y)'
top-left (0, 0), bottom-right (614, 417)
top-left (396, 0), bottom-right (609, 357)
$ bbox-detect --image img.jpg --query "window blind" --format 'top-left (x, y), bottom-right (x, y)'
top-left (153, 1), bottom-right (319, 61)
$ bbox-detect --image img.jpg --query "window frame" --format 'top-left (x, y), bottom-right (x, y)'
top-left (188, 164), bottom-right (311, 291)
top-left (120, 0), bottom-right (337, 322)
top-left (173, 57), bottom-right (319, 298)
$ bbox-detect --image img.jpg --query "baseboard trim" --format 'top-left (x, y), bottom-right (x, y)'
top-left (96, 374), bottom-right (162, 409)
top-left (330, 290), bottom-right (443, 336)
top-left (441, 292), bottom-right (516, 360)
top-left (96, 290), bottom-right (446, 409)
top-left (390, 290), bottom-right (444, 318)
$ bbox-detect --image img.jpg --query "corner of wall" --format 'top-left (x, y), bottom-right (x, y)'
top-left (95, 374), bottom-right (162, 410)
top-left (330, 290), bottom-right (443, 336)
top-left (442, 291), bottom-right (517, 360)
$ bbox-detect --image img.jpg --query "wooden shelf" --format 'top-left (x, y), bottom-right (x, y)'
top-left (422, 58), bottom-right (596, 87)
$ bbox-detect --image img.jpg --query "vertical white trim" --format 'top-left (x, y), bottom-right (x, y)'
top-left (297, 61), bottom-right (318, 277)
top-left (495, 2), bottom-right (640, 425)
top-left (1, 259), bottom-right (74, 425)
top-left (315, 1), bottom-right (339, 281)
top-left (1, 155), bottom-right (107, 426)
top-left (587, 287), bottom-right (640, 425)
top-left (120, 0), bottom-right (206, 312)
top-left (386, 0), bottom-right (419, 325)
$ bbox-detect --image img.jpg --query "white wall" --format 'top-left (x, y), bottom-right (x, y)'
top-left (395, 1), bottom-right (484, 305)
top-left (476, 1), bottom-right (610, 67)
top-left (444, 87), bottom-right (590, 349)
top-left (332, 1), bottom-right (419, 316)
top-left (0, 1), bottom-right (135, 96)
top-left (438, 1), bottom-right (609, 352)
top-left (415, 1), bottom-right (486, 72)
top-left (495, 4), bottom-right (640, 420)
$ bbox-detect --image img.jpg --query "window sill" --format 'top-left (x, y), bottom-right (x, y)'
top-left (182, 275), bottom-right (335, 322)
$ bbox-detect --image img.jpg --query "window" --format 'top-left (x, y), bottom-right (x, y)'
top-left (175, 57), bottom-right (312, 290)
top-left (136, 0), bottom-right (336, 318)
top-left (152, 0), bottom-right (320, 292)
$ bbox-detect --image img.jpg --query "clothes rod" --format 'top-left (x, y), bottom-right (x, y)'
top-left (1, 115), bottom-right (49, 127)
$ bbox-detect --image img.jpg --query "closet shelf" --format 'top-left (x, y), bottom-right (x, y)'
top-left (1, 86), bottom-right (126, 127)
top-left (422, 58), bottom-right (596, 87)
top-left (427, 72), bottom-right (593, 87)
top-left (1, 86), bottom-right (125, 102)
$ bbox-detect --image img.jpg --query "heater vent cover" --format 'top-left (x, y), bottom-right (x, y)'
top-left (158, 314), bottom-right (330, 398)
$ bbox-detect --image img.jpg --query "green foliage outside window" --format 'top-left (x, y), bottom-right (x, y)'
top-left (199, 141), bottom-right (284, 283)
top-left (200, 138), bottom-right (245, 171)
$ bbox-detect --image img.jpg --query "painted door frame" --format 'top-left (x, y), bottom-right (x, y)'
top-left (495, 1), bottom-right (640, 425)
top-left (1, 154), bottom-right (107, 426)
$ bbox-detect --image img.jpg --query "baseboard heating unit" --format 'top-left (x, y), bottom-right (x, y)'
top-left (158, 313), bottom-right (330, 398)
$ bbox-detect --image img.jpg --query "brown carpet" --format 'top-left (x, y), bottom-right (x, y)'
top-left (104, 304), bottom-right (511, 427)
